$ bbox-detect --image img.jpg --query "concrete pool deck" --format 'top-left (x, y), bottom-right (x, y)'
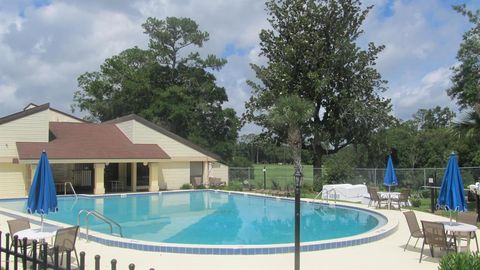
top-left (0, 201), bottom-right (477, 270)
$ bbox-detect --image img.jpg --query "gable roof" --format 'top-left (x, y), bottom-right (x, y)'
top-left (0, 103), bottom-right (88, 125)
top-left (106, 114), bottom-right (222, 161)
top-left (17, 122), bottom-right (170, 160)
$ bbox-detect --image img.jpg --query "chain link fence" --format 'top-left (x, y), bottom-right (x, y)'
top-left (229, 166), bottom-right (315, 191)
top-left (229, 166), bottom-right (480, 192)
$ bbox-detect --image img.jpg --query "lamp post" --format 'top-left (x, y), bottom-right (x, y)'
top-left (263, 166), bottom-right (267, 190)
top-left (294, 168), bottom-right (302, 270)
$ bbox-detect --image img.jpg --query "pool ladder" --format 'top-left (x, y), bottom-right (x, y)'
top-left (64, 181), bottom-right (78, 200)
top-left (77, 210), bottom-right (123, 241)
top-left (312, 188), bottom-right (337, 206)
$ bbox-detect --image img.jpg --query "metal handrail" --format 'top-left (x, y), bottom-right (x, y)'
top-left (312, 188), bottom-right (337, 205)
top-left (77, 210), bottom-right (123, 241)
top-left (64, 181), bottom-right (77, 199)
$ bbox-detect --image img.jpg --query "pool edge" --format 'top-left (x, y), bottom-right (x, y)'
top-left (0, 190), bottom-right (398, 255)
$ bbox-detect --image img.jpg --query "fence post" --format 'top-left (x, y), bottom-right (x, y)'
top-left (79, 251), bottom-right (85, 270)
top-left (65, 250), bottom-right (71, 270)
top-left (129, 263), bottom-right (135, 270)
top-left (374, 169), bottom-right (377, 187)
top-left (22, 238), bottom-right (27, 270)
top-left (42, 242), bottom-right (47, 270)
top-left (94, 255), bottom-right (100, 270)
top-left (53, 246), bottom-right (59, 270)
top-left (423, 168), bottom-right (426, 188)
top-left (32, 240), bottom-right (38, 270)
top-left (13, 235), bottom-right (18, 270)
top-left (111, 259), bottom-right (117, 270)
top-left (0, 231), bottom-right (2, 270)
top-left (5, 233), bottom-right (9, 270)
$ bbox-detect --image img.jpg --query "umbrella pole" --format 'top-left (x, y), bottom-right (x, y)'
top-left (41, 214), bottom-right (44, 232)
top-left (449, 211), bottom-right (452, 226)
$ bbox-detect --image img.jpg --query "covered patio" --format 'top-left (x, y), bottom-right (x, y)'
top-left (16, 122), bottom-right (171, 194)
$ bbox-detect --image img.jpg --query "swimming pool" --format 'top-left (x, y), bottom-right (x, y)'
top-left (0, 191), bottom-right (393, 254)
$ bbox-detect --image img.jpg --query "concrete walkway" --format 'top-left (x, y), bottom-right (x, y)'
top-left (0, 204), bottom-right (477, 270)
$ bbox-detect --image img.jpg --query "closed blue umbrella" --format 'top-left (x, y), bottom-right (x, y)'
top-left (27, 150), bottom-right (58, 230)
top-left (383, 155), bottom-right (398, 192)
top-left (437, 153), bottom-right (466, 223)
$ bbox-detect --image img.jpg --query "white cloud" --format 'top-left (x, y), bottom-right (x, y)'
top-left (0, 83), bottom-right (20, 109)
top-left (389, 67), bottom-right (454, 119)
top-left (0, 0), bottom-right (477, 134)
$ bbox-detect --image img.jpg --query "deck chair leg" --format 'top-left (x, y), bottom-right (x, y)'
top-left (419, 242), bottom-right (425, 263)
top-left (414, 237), bottom-right (420, 248)
top-left (404, 236), bottom-right (412, 251)
top-left (474, 233), bottom-right (479, 253)
top-left (75, 249), bottom-right (80, 266)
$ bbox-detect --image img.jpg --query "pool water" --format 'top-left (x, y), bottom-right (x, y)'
top-left (0, 191), bottom-right (386, 245)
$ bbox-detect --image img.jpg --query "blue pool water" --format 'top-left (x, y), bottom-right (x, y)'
top-left (0, 191), bottom-right (386, 245)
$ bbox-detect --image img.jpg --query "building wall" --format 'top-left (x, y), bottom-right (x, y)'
top-left (0, 163), bottom-right (28, 198)
top-left (115, 120), bottom-right (134, 142)
top-left (0, 110), bottom-right (49, 159)
top-left (48, 110), bottom-right (83, 123)
top-left (159, 162), bottom-right (190, 189)
top-left (209, 162), bottom-right (229, 184)
top-left (116, 120), bottom-right (208, 159)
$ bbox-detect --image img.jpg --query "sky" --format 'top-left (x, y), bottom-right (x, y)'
top-left (0, 0), bottom-right (479, 134)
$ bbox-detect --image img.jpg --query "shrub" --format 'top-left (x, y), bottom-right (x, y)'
top-left (226, 181), bottom-right (243, 191)
top-left (410, 198), bottom-right (421, 208)
top-left (439, 252), bottom-right (480, 270)
top-left (302, 182), bottom-right (314, 193)
top-left (410, 190), bottom-right (422, 207)
top-left (180, 183), bottom-right (193, 190)
top-left (195, 184), bottom-right (206, 189)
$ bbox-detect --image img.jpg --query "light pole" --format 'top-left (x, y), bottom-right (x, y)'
top-left (294, 168), bottom-right (302, 270)
top-left (263, 166), bottom-right (267, 190)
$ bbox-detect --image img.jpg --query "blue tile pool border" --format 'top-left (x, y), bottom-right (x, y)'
top-left (0, 190), bottom-right (397, 255)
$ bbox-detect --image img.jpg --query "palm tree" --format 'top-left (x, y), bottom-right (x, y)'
top-left (455, 111), bottom-right (480, 139)
top-left (267, 95), bottom-right (313, 173)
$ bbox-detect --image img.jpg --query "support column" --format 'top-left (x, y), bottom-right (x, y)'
top-left (202, 161), bottom-right (209, 186)
top-left (149, 162), bottom-right (160, 192)
top-left (94, 163), bottom-right (105, 195)
top-left (131, 163), bottom-right (137, 192)
top-left (118, 163), bottom-right (127, 191)
top-left (27, 164), bottom-right (37, 194)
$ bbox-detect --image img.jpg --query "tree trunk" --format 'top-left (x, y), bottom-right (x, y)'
top-left (288, 126), bottom-right (303, 174)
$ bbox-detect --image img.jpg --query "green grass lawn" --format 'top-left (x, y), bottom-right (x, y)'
top-left (231, 164), bottom-right (314, 190)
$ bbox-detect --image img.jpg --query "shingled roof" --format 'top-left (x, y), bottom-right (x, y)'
top-left (16, 122), bottom-right (170, 160)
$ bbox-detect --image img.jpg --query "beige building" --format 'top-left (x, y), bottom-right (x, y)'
top-left (0, 103), bottom-right (228, 198)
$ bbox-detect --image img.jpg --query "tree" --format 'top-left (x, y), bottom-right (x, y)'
top-left (245, 0), bottom-right (393, 173)
top-left (266, 95), bottom-right (313, 172)
top-left (449, 5), bottom-right (480, 115)
top-left (412, 106), bottom-right (456, 130)
top-left (72, 17), bottom-right (239, 161)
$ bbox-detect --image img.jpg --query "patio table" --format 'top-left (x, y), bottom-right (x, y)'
top-left (377, 191), bottom-right (400, 209)
top-left (437, 221), bottom-right (478, 252)
top-left (15, 227), bottom-right (57, 243)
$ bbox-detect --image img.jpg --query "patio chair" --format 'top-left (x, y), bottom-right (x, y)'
top-left (419, 220), bottom-right (457, 263)
top-left (392, 189), bottom-right (410, 210)
top-left (7, 219), bottom-right (32, 250)
top-left (208, 177), bottom-right (226, 188)
top-left (367, 187), bottom-right (388, 208)
top-left (48, 226), bottom-right (80, 266)
top-left (403, 211), bottom-right (423, 251)
top-left (456, 212), bottom-right (479, 252)
top-left (192, 177), bottom-right (203, 188)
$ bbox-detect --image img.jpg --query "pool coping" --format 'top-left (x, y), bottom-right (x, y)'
top-left (0, 190), bottom-right (398, 255)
